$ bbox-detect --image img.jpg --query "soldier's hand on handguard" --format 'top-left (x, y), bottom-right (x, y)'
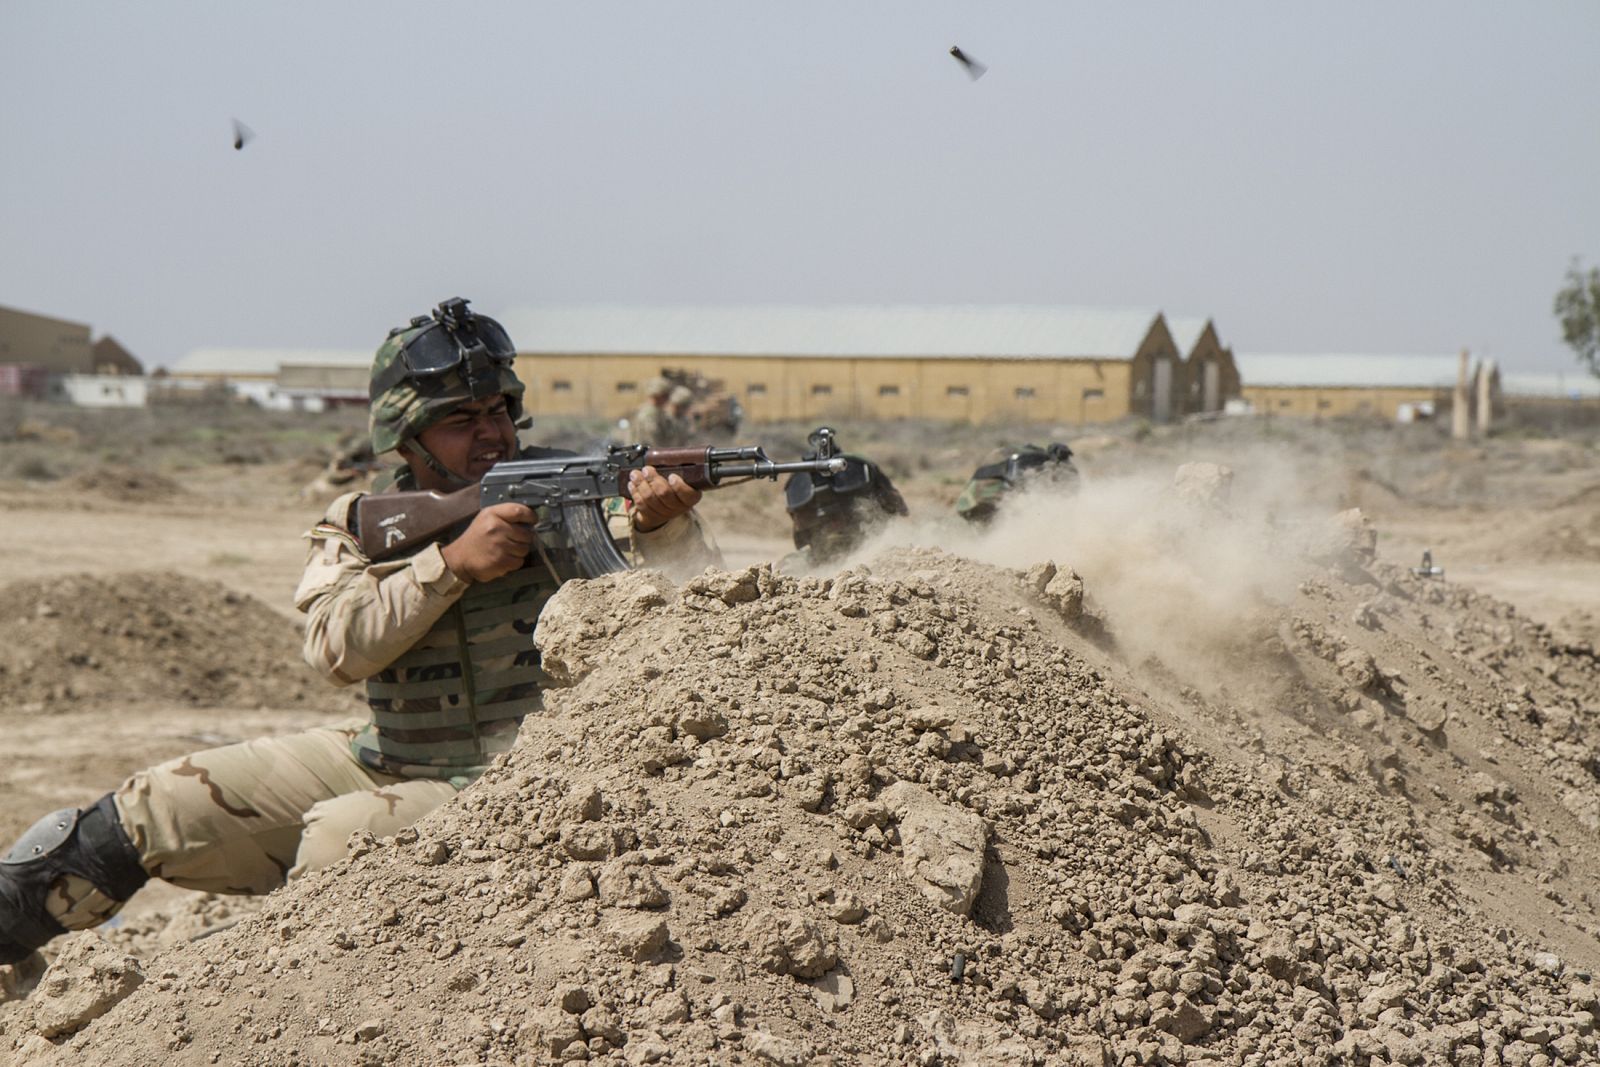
top-left (629, 466), bottom-right (702, 533)
top-left (440, 503), bottom-right (536, 583)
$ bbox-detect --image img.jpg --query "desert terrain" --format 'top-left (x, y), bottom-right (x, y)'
top-left (1, 398), bottom-right (1598, 1065)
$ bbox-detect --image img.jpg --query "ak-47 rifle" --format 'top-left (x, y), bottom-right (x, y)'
top-left (355, 443), bottom-right (845, 577)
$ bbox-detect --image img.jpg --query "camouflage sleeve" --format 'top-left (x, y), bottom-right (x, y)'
top-left (293, 492), bottom-right (470, 687)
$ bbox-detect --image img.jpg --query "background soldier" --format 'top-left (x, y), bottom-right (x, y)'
top-left (298, 430), bottom-right (379, 501)
top-left (626, 376), bottom-right (675, 445)
top-left (781, 427), bottom-right (909, 571)
top-left (0, 298), bottom-right (710, 968)
top-left (955, 442), bottom-right (1079, 525)
top-left (666, 385), bottom-right (695, 444)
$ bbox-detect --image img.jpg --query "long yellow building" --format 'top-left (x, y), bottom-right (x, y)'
top-left (1233, 354), bottom-right (1472, 420)
top-left (503, 306), bottom-right (1241, 425)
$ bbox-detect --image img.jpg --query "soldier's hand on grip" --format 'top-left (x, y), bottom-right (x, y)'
top-left (440, 503), bottom-right (535, 583)
top-left (629, 466), bottom-right (702, 532)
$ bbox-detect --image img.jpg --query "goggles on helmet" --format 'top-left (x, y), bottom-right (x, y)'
top-left (372, 297), bottom-right (517, 397)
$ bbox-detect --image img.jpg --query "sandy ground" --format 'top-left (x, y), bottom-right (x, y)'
top-left (2, 407), bottom-right (1595, 843)
top-left (1, 403), bottom-right (1597, 1063)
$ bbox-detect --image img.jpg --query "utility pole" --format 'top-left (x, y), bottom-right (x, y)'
top-left (1476, 358), bottom-right (1495, 437)
top-left (1452, 349), bottom-right (1471, 441)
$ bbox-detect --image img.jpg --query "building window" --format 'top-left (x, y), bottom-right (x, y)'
top-left (1082, 388), bottom-right (1105, 401)
top-left (878, 384), bottom-right (901, 397)
top-left (747, 383), bottom-right (767, 395)
top-left (946, 385), bottom-right (969, 397)
top-left (551, 380), bottom-right (573, 393)
top-left (1015, 387), bottom-right (1036, 399)
top-left (1317, 399), bottom-right (1332, 410)
top-left (1278, 399), bottom-right (1292, 409)
top-left (811, 384), bottom-right (833, 396)
top-left (616, 381), bottom-right (637, 393)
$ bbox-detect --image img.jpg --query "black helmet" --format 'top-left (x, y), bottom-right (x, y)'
top-left (784, 427), bottom-right (908, 559)
top-left (970, 442), bottom-right (1075, 486)
top-left (957, 442), bottom-right (1077, 524)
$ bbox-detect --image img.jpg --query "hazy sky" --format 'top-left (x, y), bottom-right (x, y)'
top-left (3, 2), bottom-right (1597, 373)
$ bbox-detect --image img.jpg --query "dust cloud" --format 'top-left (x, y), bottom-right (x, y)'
top-left (839, 447), bottom-right (1346, 693)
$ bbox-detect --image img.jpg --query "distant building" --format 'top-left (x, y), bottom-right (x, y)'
top-left (163, 348), bottom-right (369, 410)
top-left (275, 362), bottom-right (368, 409)
top-left (91, 335), bottom-right (144, 376)
top-left (1235, 354), bottom-right (1475, 420)
top-left (1168, 317), bottom-right (1242, 417)
top-left (502, 305), bottom-right (1227, 425)
top-left (57, 374), bottom-right (149, 408)
top-left (1, 305), bottom-right (148, 403)
top-left (0, 363), bottom-right (51, 398)
top-left (0, 303), bottom-right (93, 372)
top-left (1498, 373), bottom-right (1600, 402)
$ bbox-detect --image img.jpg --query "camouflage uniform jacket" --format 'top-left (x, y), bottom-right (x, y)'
top-left (294, 448), bottom-right (712, 779)
top-left (954, 474), bottom-right (1010, 524)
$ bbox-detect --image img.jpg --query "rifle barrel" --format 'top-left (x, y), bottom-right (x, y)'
top-left (710, 457), bottom-right (846, 482)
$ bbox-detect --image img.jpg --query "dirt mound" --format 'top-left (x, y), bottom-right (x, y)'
top-left (0, 572), bottom-right (321, 711)
top-left (13, 506), bottom-right (1600, 1065)
top-left (68, 466), bottom-right (188, 504)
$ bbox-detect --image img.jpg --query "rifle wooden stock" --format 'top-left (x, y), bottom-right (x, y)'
top-left (357, 484), bottom-right (479, 560)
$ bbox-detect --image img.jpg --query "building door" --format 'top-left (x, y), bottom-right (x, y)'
top-left (1203, 361), bottom-right (1220, 413)
top-left (1153, 358), bottom-right (1173, 424)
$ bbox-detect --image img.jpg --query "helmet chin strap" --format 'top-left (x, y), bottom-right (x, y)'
top-left (404, 439), bottom-right (475, 491)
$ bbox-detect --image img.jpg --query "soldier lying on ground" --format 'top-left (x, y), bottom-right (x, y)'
top-left (780, 426), bottom-right (909, 572)
top-left (955, 442), bottom-right (1079, 526)
top-left (0, 297), bottom-right (715, 968)
top-left (298, 430), bottom-right (380, 501)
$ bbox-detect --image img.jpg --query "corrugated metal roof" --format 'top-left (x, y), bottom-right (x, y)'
top-left (1167, 317), bottom-right (1212, 356)
top-left (502, 305), bottom-right (1165, 360)
top-left (1500, 373), bottom-right (1600, 398)
top-left (1236, 353), bottom-right (1469, 388)
top-left (169, 348), bottom-right (371, 376)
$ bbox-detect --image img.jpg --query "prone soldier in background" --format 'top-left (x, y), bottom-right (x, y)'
top-left (955, 442), bottom-right (1079, 526)
top-left (780, 427), bottom-right (909, 572)
top-left (0, 298), bottom-right (713, 968)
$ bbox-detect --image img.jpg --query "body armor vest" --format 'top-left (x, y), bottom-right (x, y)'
top-left (354, 528), bottom-right (569, 781)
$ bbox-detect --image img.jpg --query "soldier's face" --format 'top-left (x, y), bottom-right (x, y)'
top-left (408, 396), bottom-right (518, 487)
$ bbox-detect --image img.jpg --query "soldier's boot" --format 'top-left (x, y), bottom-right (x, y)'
top-left (0, 795), bottom-right (149, 965)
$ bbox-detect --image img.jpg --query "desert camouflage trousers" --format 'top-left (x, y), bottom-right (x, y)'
top-left (47, 718), bottom-right (460, 933)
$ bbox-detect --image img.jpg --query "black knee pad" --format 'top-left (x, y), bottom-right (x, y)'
top-left (0, 794), bottom-right (149, 965)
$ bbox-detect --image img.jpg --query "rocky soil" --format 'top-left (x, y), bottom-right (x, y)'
top-left (5, 476), bottom-right (1600, 1066)
top-left (0, 572), bottom-right (322, 712)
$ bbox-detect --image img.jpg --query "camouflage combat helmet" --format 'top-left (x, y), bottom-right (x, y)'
top-left (368, 297), bottom-right (525, 456)
top-left (955, 442), bottom-right (1077, 524)
top-left (784, 427), bottom-right (908, 559)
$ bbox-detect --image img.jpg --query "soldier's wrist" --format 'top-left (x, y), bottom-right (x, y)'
top-left (631, 512), bottom-right (666, 534)
top-left (434, 543), bottom-right (476, 589)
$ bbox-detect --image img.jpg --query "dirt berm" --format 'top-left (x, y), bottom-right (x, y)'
top-left (0, 572), bottom-right (320, 712)
top-left (5, 507), bottom-right (1600, 1065)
